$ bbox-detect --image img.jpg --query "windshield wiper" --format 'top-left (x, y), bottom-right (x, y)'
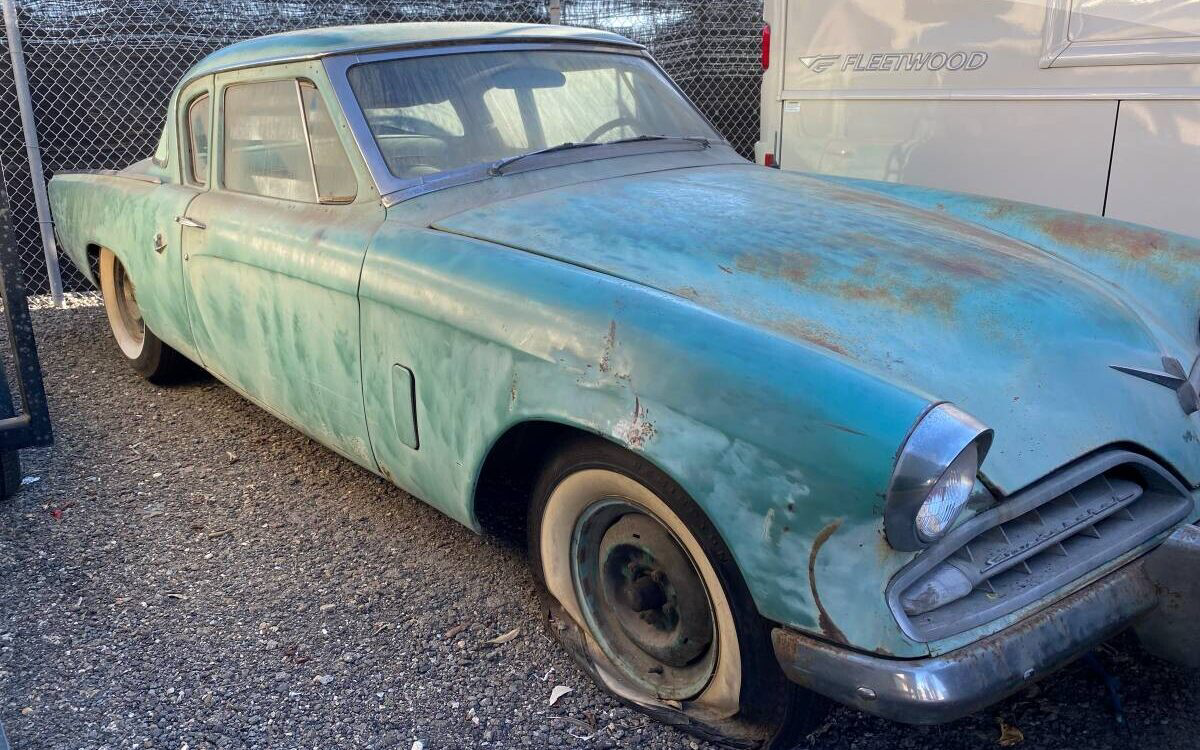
top-left (604, 134), bottom-right (712, 148)
top-left (488, 135), bottom-right (712, 176)
top-left (488, 142), bottom-right (603, 176)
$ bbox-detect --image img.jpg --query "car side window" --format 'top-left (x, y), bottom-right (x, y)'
top-left (152, 121), bottom-right (169, 168)
top-left (223, 78), bottom-right (358, 203)
top-left (299, 82), bottom-right (357, 202)
top-left (223, 80), bottom-right (317, 202)
top-left (186, 94), bottom-right (210, 186)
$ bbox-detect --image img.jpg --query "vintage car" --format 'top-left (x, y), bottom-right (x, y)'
top-left (49, 22), bottom-right (1199, 748)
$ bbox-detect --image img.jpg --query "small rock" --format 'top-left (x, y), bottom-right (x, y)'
top-left (313, 675), bottom-right (335, 686)
top-left (20, 706), bottom-right (33, 715)
top-left (319, 603), bottom-right (336, 613)
top-left (266, 639), bottom-right (279, 650)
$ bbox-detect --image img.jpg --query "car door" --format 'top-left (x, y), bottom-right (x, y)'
top-left (179, 65), bottom-right (383, 467)
top-left (110, 75), bottom-right (213, 365)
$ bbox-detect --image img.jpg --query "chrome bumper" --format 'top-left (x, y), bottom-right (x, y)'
top-left (771, 525), bottom-right (1200, 724)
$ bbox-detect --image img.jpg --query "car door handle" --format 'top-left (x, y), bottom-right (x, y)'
top-left (175, 215), bottom-right (206, 230)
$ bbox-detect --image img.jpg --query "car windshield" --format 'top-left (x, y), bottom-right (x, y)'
top-left (346, 49), bottom-right (719, 180)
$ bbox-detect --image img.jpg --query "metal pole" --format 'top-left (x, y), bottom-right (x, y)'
top-left (1, 0), bottom-right (63, 307)
top-left (549, 0), bottom-right (562, 25)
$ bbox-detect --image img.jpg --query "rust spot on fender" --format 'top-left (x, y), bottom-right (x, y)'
top-left (1038, 215), bottom-right (1165, 261)
top-left (808, 518), bottom-right (849, 645)
top-left (735, 250), bottom-right (814, 285)
top-left (614, 396), bottom-right (656, 449)
top-left (764, 318), bottom-right (851, 357)
top-left (599, 320), bottom-right (617, 374)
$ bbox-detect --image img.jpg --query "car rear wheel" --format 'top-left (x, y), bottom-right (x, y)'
top-left (528, 435), bottom-right (822, 748)
top-left (99, 247), bottom-right (189, 383)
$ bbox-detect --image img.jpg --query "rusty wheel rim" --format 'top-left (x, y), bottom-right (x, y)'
top-left (573, 497), bottom-right (717, 700)
top-left (102, 249), bottom-right (145, 360)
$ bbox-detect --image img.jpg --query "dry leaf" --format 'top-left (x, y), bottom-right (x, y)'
top-left (998, 718), bottom-right (1024, 747)
top-left (486, 627), bottom-right (520, 645)
top-left (548, 685), bottom-right (572, 706)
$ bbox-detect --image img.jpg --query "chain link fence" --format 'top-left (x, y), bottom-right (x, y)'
top-left (0, 0), bottom-right (762, 295)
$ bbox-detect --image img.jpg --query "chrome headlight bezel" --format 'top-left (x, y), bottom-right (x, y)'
top-left (885, 402), bottom-right (993, 551)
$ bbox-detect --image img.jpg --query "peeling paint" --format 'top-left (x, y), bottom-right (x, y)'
top-left (613, 396), bottom-right (657, 449)
top-left (599, 320), bottom-right (617, 374)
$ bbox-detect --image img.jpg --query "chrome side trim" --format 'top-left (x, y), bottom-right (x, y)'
top-left (774, 556), bottom-right (1159, 724)
top-left (54, 169), bottom-right (162, 185)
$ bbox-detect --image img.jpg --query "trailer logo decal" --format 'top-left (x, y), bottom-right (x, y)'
top-left (799, 51), bottom-right (988, 74)
top-left (798, 55), bottom-right (841, 74)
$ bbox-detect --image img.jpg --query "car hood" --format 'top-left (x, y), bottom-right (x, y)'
top-left (431, 164), bottom-right (1200, 492)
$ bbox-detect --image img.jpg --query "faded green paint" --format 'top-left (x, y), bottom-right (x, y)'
top-left (47, 26), bottom-right (1200, 662)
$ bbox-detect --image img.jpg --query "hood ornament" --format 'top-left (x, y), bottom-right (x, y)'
top-left (1112, 355), bottom-right (1200, 415)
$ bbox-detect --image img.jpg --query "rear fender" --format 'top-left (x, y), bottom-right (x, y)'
top-left (48, 173), bottom-right (200, 360)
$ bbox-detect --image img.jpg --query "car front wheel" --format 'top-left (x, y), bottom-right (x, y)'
top-left (98, 247), bottom-right (189, 383)
top-left (529, 435), bottom-right (822, 748)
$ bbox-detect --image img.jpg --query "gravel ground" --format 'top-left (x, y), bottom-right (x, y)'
top-left (0, 303), bottom-right (1197, 750)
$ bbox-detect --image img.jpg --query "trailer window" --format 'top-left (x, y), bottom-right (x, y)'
top-left (1045, 0), bottom-right (1200, 67)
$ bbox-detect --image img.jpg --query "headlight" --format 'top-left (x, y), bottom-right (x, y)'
top-left (885, 403), bottom-right (992, 551)
top-left (914, 442), bottom-right (977, 541)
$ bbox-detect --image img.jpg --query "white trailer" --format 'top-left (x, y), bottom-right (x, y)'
top-left (757, 0), bottom-right (1200, 238)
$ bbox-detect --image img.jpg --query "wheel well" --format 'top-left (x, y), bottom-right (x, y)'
top-left (85, 243), bottom-right (102, 285)
top-left (473, 420), bottom-right (599, 544)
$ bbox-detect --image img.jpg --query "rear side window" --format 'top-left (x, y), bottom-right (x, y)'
top-left (152, 120), bottom-right (169, 168)
top-left (222, 78), bottom-right (357, 203)
top-left (186, 94), bottom-right (210, 186)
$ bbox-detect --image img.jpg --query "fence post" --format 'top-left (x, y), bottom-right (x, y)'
top-left (1, 0), bottom-right (63, 307)
top-left (549, 0), bottom-right (562, 25)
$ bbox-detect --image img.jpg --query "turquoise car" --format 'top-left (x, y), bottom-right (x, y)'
top-left (49, 22), bottom-right (1200, 748)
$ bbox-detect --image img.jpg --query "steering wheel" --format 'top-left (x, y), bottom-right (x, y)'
top-left (583, 117), bottom-right (641, 144)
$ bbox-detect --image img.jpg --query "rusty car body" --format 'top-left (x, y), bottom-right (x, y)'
top-left (48, 22), bottom-right (1199, 748)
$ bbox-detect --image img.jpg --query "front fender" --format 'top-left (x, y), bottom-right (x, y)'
top-left (359, 221), bottom-right (934, 656)
top-left (817, 175), bottom-right (1200, 356)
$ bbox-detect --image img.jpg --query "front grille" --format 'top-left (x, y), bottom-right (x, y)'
top-left (888, 451), bottom-right (1193, 642)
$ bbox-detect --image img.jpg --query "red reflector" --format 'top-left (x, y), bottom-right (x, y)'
top-left (761, 23), bottom-right (770, 70)
top-left (764, 153), bottom-right (776, 167)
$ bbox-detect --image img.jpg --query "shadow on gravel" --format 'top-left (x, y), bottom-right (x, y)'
top-left (0, 305), bottom-right (1196, 750)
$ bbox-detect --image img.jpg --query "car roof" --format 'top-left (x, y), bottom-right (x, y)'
top-left (184, 22), bottom-right (642, 80)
